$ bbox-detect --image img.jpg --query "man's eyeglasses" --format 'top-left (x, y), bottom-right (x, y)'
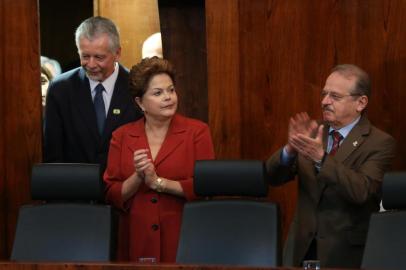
top-left (321, 90), bottom-right (361, 102)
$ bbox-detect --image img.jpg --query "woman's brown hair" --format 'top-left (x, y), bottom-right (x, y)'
top-left (129, 57), bottom-right (176, 99)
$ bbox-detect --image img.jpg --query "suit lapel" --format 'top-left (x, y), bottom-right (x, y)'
top-left (126, 115), bottom-right (186, 167)
top-left (127, 119), bottom-right (149, 153)
top-left (317, 116), bottom-right (370, 203)
top-left (154, 114), bottom-right (186, 167)
top-left (334, 116), bottom-right (370, 162)
top-left (73, 68), bottom-right (100, 142)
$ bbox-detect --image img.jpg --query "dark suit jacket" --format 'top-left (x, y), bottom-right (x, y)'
top-left (266, 115), bottom-right (396, 268)
top-left (43, 65), bottom-right (142, 172)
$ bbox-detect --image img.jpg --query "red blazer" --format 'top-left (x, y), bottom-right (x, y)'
top-left (104, 114), bottom-right (215, 262)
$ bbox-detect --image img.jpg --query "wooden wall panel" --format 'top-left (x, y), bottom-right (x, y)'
top-left (0, 0), bottom-right (5, 258)
top-left (0, 0), bottom-right (42, 258)
top-left (0, 0), bottom-right (404, 260)
top-left (206, 0), bottom-right (241, 157)
top-left (39, 0), bottom-right (93, 72)
top-left (206, 0), bottom-right (406, 242)
top-left (373, 0), bottom-right (406, 169)
top-left (158, 0), bottom-right (208, 122)
top-left (95, 0), bottom-right (161, 69)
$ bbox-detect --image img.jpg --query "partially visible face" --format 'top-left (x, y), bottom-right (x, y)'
top-left (78, 34), bottom-right (121, 82)
top-left (136, 73), bottom-right (178, 121)
top-left (41, 72), bottom-right (50, 106)
top-left (321, 72), bottom-right (368, 129)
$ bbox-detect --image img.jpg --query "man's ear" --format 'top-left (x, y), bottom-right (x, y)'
top-left (357, 95), bottom-right (368, 113)
top-left (114, 47), bottom-right (122, 61)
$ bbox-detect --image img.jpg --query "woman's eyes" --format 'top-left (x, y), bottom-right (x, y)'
top-left (152, 88), bottom-right (175, 96)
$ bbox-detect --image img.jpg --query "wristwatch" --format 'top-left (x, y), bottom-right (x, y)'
top-left (155, 177), bottom-right (166, 193)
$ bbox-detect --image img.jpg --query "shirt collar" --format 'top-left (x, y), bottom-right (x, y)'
top-left (88, 62), bottom-right (119, 96)
top-left (329, 116), bottom-right (361, 139)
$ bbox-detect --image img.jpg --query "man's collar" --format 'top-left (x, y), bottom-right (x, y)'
top-left (329, 116), bottom-right (361, 138)
top-left (88, 62), bottom-right (119, 94)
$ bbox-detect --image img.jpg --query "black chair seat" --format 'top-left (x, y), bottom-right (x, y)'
top-left (176, 160), bottom-right (280, 267)
top-left (177, 200), bottom-right (279, 267)
top-left (11, 163), bottom-right (117, 262)
top-left (362, 211), bottom-right (406, 270)
top-left (11, 204), bottom-right (115, 261)
top-left (362, 171), bottom-right (406, 270)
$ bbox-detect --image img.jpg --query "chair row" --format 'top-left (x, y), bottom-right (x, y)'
top-left (11, 161), bottom-right (280, 267)
top-left (11, 162), bottom-right (406, 269)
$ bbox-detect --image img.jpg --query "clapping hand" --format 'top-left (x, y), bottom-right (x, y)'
top-left (286, 112), bottom-right (318, 155)
top-left (290, 124), bottom-right (325, 162)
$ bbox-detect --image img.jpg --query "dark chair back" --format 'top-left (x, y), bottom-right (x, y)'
top-left (176, 160), bottom-right (280, 267)
top-left (11, 163), bottom-right (117, 262)
top-left (362, 171), bottom-right (406, 270)
top-left (30, 163), bottom-right (104, 201)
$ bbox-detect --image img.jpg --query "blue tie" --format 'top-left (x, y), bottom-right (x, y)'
top-left (94, 84), bottom-right (106, 135)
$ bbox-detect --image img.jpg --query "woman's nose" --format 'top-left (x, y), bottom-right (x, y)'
top-left (163, 91), bottom-right (171, 100)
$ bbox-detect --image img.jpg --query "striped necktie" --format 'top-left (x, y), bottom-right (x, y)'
top-left (329, 130), bottom-right (343, 156)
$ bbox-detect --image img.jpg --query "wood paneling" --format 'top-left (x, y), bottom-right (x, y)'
top-left (206, 0), bottom-right (406, 242)
top-left (0, 0), bottom-right (42, 258)
top-left (0, 0), bottom-right (405, 260)
top-left (158, 0), bottom-right (208, 122)
top-left (39, 0), bottom-right (93, 72)
top-left (206, 0), bottom-right (241, 158)
top-left (95, 0), bottom-right (161, 69)
top-left (0, 0), bottom-right (5, 258)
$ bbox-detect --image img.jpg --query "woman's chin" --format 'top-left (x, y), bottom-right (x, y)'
top-left (149, 111), bottom-right (176, 121)
top-left (161, 108), bottom-right (177, 116)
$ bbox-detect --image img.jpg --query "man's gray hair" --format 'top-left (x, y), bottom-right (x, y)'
top-left (331, 64), bottom-right (371, 98)
top-left (75, 16), bottom-right (120, 52)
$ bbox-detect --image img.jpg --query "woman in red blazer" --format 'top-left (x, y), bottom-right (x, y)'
top-left (104, 57), bottom-right (215, 262)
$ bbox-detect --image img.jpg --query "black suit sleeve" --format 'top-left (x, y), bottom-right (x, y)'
top-left (43, 81), bottom-right (64, 162)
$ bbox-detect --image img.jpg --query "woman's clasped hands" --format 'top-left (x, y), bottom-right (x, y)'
top-left (133, 149), bottom-right (161, 190)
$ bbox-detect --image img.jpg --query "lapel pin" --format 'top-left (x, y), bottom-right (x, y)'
top-left (353, 141), bottom-right (358, 147)
top-left (113, 109), bottom-right (121, 115)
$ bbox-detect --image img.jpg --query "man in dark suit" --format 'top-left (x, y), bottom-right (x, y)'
top-left (44, 16), bottom-right (142, 172)
top-left (266, 64), bottom-right (396, 268)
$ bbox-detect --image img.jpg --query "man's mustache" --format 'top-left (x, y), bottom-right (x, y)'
top-left (322, 105), bottom-right (334, 112)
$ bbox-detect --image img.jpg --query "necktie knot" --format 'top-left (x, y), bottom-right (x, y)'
top-left (95, 83), bottom-right (105, 95)
top-left (94, 84), bottom-right (106, 135)
top-left (332, 130), bottom-right (342, 141)
top-left (329, 130), bottom-right (343, 156)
